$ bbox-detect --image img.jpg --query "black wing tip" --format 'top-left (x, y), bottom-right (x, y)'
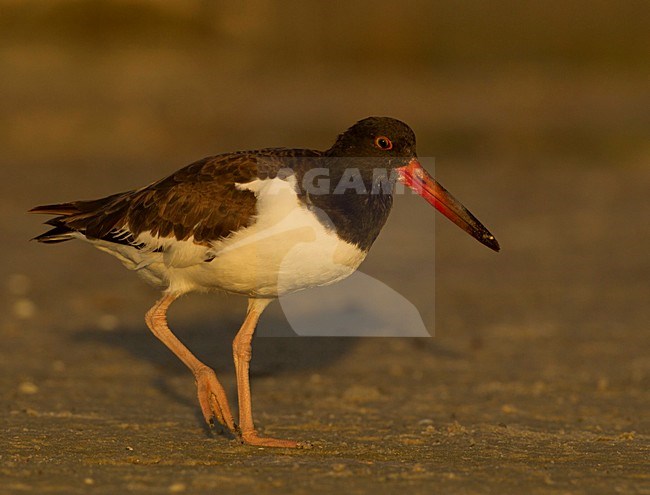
top-left (30, 225), bottom-right (76, 244)
top-left (31, 236), bottom-right (72, 244)
top-left (29, 204), bottom-right (75, 215)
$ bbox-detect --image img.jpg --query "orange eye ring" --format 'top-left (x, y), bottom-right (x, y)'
top-left (374, 136), bottom-right (393, 150)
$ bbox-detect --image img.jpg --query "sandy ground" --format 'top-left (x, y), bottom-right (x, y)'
top-left (1, 9), bottom-right (649, 491)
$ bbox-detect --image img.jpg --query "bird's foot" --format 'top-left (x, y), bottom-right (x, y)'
top-left (195, 367), bottom-right (236, 433)
top-left (241, 431), bottom-right (300, 448)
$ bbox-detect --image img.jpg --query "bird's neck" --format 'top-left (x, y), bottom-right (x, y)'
top-left (295, 157), bottom-right (396, 251)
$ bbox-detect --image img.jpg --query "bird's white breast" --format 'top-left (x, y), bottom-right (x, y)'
top-left (91, 176), bottom-right (367, 297)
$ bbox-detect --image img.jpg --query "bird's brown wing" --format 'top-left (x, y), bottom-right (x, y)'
top-left (30, 151), bottom-right (303, 246)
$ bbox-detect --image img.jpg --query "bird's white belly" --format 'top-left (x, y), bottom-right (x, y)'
top-left (96, 176), bottom-right (367, 297)
top-left (197, 216), bottom-right (365, 297)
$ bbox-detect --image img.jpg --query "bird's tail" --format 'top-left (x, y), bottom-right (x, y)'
top-left (29, 193), bottom-right (127, 243)
top-left (29, 203), bottom-right (83, 243)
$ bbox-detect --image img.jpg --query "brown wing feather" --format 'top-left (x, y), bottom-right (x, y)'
top-left (124, 155), bottom-right (261, 243)
top-left (31, 149), bottom-right (319, 246)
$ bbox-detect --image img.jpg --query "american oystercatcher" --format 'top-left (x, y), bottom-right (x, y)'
top-left (30, 117), bottom-right (499, 448)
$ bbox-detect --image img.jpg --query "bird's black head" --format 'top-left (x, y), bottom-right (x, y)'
top-left (326, 117), bottom-right (417, 166)
top-left (321, 116), bottom-right (500, 253)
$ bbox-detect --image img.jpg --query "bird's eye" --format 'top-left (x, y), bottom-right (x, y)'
top-left (374, 136), bottom-right (393, 150)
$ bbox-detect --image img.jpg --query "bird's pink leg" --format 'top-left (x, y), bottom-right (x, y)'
top-left (233, 298), bottom-right (299, 448)
top-left (145, 293), bottom-right (236, 433)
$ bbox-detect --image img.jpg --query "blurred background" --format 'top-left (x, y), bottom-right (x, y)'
top-left (2, 0), bottom-right (647, 165)
top-left (1, 1), bottom-right (649, 491)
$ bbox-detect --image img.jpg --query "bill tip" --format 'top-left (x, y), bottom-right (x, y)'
top-left (482, 232), bottom-right (500, 252)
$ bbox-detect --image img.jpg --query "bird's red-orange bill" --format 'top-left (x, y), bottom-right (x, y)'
top-left (397, 159), bottom-right (500, 252)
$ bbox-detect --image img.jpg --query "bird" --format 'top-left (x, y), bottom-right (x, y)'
top-left (30, 117), bottom-right (499, 448)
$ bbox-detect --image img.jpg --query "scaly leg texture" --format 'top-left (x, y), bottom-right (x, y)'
top-left (233, 298), bottom-right (299, 448)
top-left (145, 293), bottom-right (236, 433)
